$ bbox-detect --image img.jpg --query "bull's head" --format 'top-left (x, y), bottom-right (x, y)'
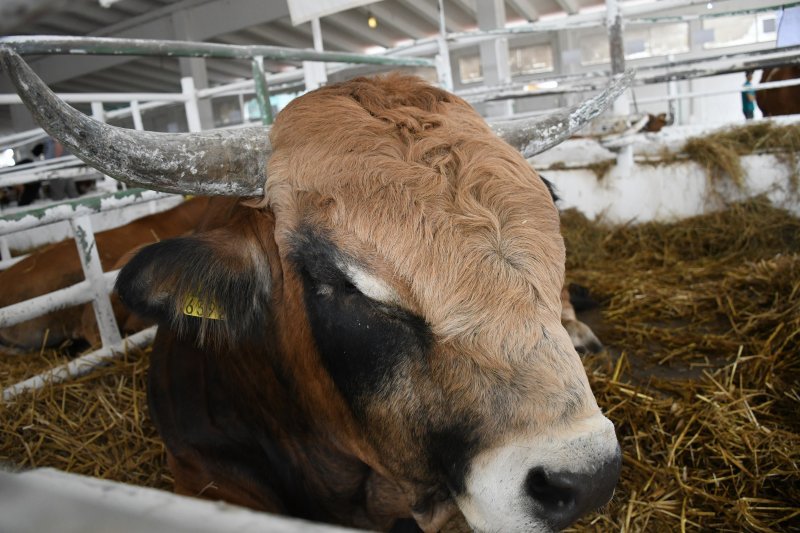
top-left (1, 48), bottom-right (629, 532)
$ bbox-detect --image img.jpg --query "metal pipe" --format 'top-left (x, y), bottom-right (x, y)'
top-left (635, 77), bottom-right (800, 105)
top-left (3, 326), bottom-right (156, 403)
top-left (0, 189), bottom-right (174, 236)
top-left (0, 166), bottom-right (102, 188)
top-left (251, 55), bottom-right (273, 126)
top-left (0, 269), bottom-right (117, 328)
top-left (0, 92), bottom-right (187, 105)
top-left (0, 35), bottom-right (435, 67)
top-left (181, 76), bottom-right (202, 133)
top-left (69, 215), bottom-right (121, 348)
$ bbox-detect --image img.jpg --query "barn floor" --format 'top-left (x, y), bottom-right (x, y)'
top-left (1, 197), bottom-right (798, 532)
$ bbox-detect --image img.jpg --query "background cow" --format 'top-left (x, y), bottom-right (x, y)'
top-left (757, 66), bottom-right (800, 117)
top-left (3, 48), bottom-right (627, 532)
top-left (0, 198), bottom-right (210, 351)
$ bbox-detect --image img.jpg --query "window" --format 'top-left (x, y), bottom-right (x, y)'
top-left (703, 13), bottom-right (777, 49)
top-left (458, 55), bottom-right (483, 84)
top-left (509, 44), bottom-right (553, 75)
top-left (579, 23), bottom-right (689, 65)
top-left (650, 23), bottom-right (690, 56)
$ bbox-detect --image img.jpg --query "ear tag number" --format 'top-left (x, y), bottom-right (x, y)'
top-left (183, 293), bottom-right (224, 320)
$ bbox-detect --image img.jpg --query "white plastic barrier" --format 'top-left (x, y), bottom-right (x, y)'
top-left (0, 468), bottom-right (361, 533)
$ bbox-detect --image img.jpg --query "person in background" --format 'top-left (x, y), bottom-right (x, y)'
top-left (742, 70), bottom-right (756, 120)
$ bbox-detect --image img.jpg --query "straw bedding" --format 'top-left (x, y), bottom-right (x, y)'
top-left (1, 197), bottom-right (798, 531)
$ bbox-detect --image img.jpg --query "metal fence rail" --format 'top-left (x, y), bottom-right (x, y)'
top-left (0, 189), bottom-right (178, 402)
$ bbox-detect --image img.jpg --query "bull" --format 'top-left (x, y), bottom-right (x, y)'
top-left (1, 47), bottom-right (631, 532)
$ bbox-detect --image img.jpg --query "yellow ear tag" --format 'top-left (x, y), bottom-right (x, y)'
top-left (182, 293), bottom-right (224, 320)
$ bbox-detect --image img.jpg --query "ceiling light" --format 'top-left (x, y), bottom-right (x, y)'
top-left (707, 2), bottom-right (713, 9)
top-left (368, 15), bottom-right (378, 29)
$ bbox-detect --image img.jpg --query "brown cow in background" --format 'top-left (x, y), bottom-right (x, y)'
top-left (757, 66), bottom-right (800, 117)
top-left (0, 198), bottom-right (209, 351)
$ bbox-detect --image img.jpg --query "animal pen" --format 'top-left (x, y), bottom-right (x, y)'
top-left (1, 18), bottom-right (799, 533)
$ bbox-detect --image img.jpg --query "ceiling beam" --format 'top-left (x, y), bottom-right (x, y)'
top-left (0, 0), bottom-right (67, 34)
top-left (281, 19), bottom-right (363, 53)
top-left (363, 4), bottom-right (436, 40)
top-left (506, 0), bottom-right (540, 22)
top-left (324, 11), bottom-right (398, 48)
top-left (90, 71), bottom-right (178, 92)
top-left (108, 0), bottom-right (160, 16)
top-left (39, 12), bottom-right (102, 33)
top-left (0, 0), bottom-right (291, 91)
top-left (64, 3), bottom-right (121, 26)
top-left (403, 0), bottom-right (470, 33)
top-left (112, 63), bottom-right (183, 87)
top-left (553, 0), bottom-right (580, 15)
top-left (247, 24), bottom-right (313, 50)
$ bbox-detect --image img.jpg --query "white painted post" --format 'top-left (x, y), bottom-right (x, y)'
top-left (476, 0), bottom-right (512, 116)
top-left (91, 101), bottom-right (120, 192)
top-left (436, 0), bottom-right (454, 91)
top-left (606, 0), bottom-right (632, 176)
top-left (181, 76), bottom-right (202, 132)
top-left (69, 215), bottom-right (121, 348)
top-left (90, 101), bottom-right (105, 122)
top-left (130, 100), bottom-right (144, 131)
top-left (303, 18), bottom-right (328, 92)
top-left (0, 236), bottom-right (10, 262)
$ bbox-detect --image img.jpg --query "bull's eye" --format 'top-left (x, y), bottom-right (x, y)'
top-left (341, 278), bottom-right (359, 294)
top-left (316, 283), bottom-right (334, 297)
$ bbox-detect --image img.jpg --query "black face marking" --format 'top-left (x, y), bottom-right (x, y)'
top-left (426, 421), bottom-right (480, 496)
top-left (290, 228), bottom-right (432, 413)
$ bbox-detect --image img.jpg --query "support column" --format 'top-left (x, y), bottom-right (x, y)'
top-left (70, 215), bottom-right (121, 349)
top-left (303, 18), bottom-right (328, 92)
top-left (606, 0), bottom-right (632, 175)
top-left (172, 10), bottom-right (214, 130)
top-left (436, 0), bottom-right (453, 91)
top-left (477, 0), bottom-right (512, 117)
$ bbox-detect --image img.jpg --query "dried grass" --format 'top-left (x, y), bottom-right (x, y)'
top-left (683, 122), bottom-right (800, 190)
top-left (0, 346), bottom-right (171, 491)
top-left (564, 197), bottom-right (800, 532)
top-left (1, 197), bottom-right (798, 531)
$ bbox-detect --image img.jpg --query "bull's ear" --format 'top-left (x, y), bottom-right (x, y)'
top-left (115, 225), bottom-right (273, 348)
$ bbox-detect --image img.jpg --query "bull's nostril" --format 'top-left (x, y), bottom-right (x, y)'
top-left (525, 452), bottom-right (622, 530)
top-left (525, 467), bottom-right (575, 510)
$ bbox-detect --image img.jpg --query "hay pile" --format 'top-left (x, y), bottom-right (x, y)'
top-left (1, 197), bottom-right (798, 531)
top-left (682, 121), bottom-right (800, 189)
top-left (565, 197), bottom-right (800, 532)
top-left (0, 347), bottom-right (171, 491)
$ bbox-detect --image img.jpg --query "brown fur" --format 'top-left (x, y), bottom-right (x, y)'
top-left (757, 66), bottom-right (800, 117)
top-left (127, 75), bottom-right (601, 530)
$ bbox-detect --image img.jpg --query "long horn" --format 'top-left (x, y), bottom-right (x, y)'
top-left (0, 47), bottom-right (268, 196)
top-left (490, 69), bottom-right (635, 159)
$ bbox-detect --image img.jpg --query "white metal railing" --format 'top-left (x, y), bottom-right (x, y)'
top-left (0, 189), bottom-right (175, 401)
